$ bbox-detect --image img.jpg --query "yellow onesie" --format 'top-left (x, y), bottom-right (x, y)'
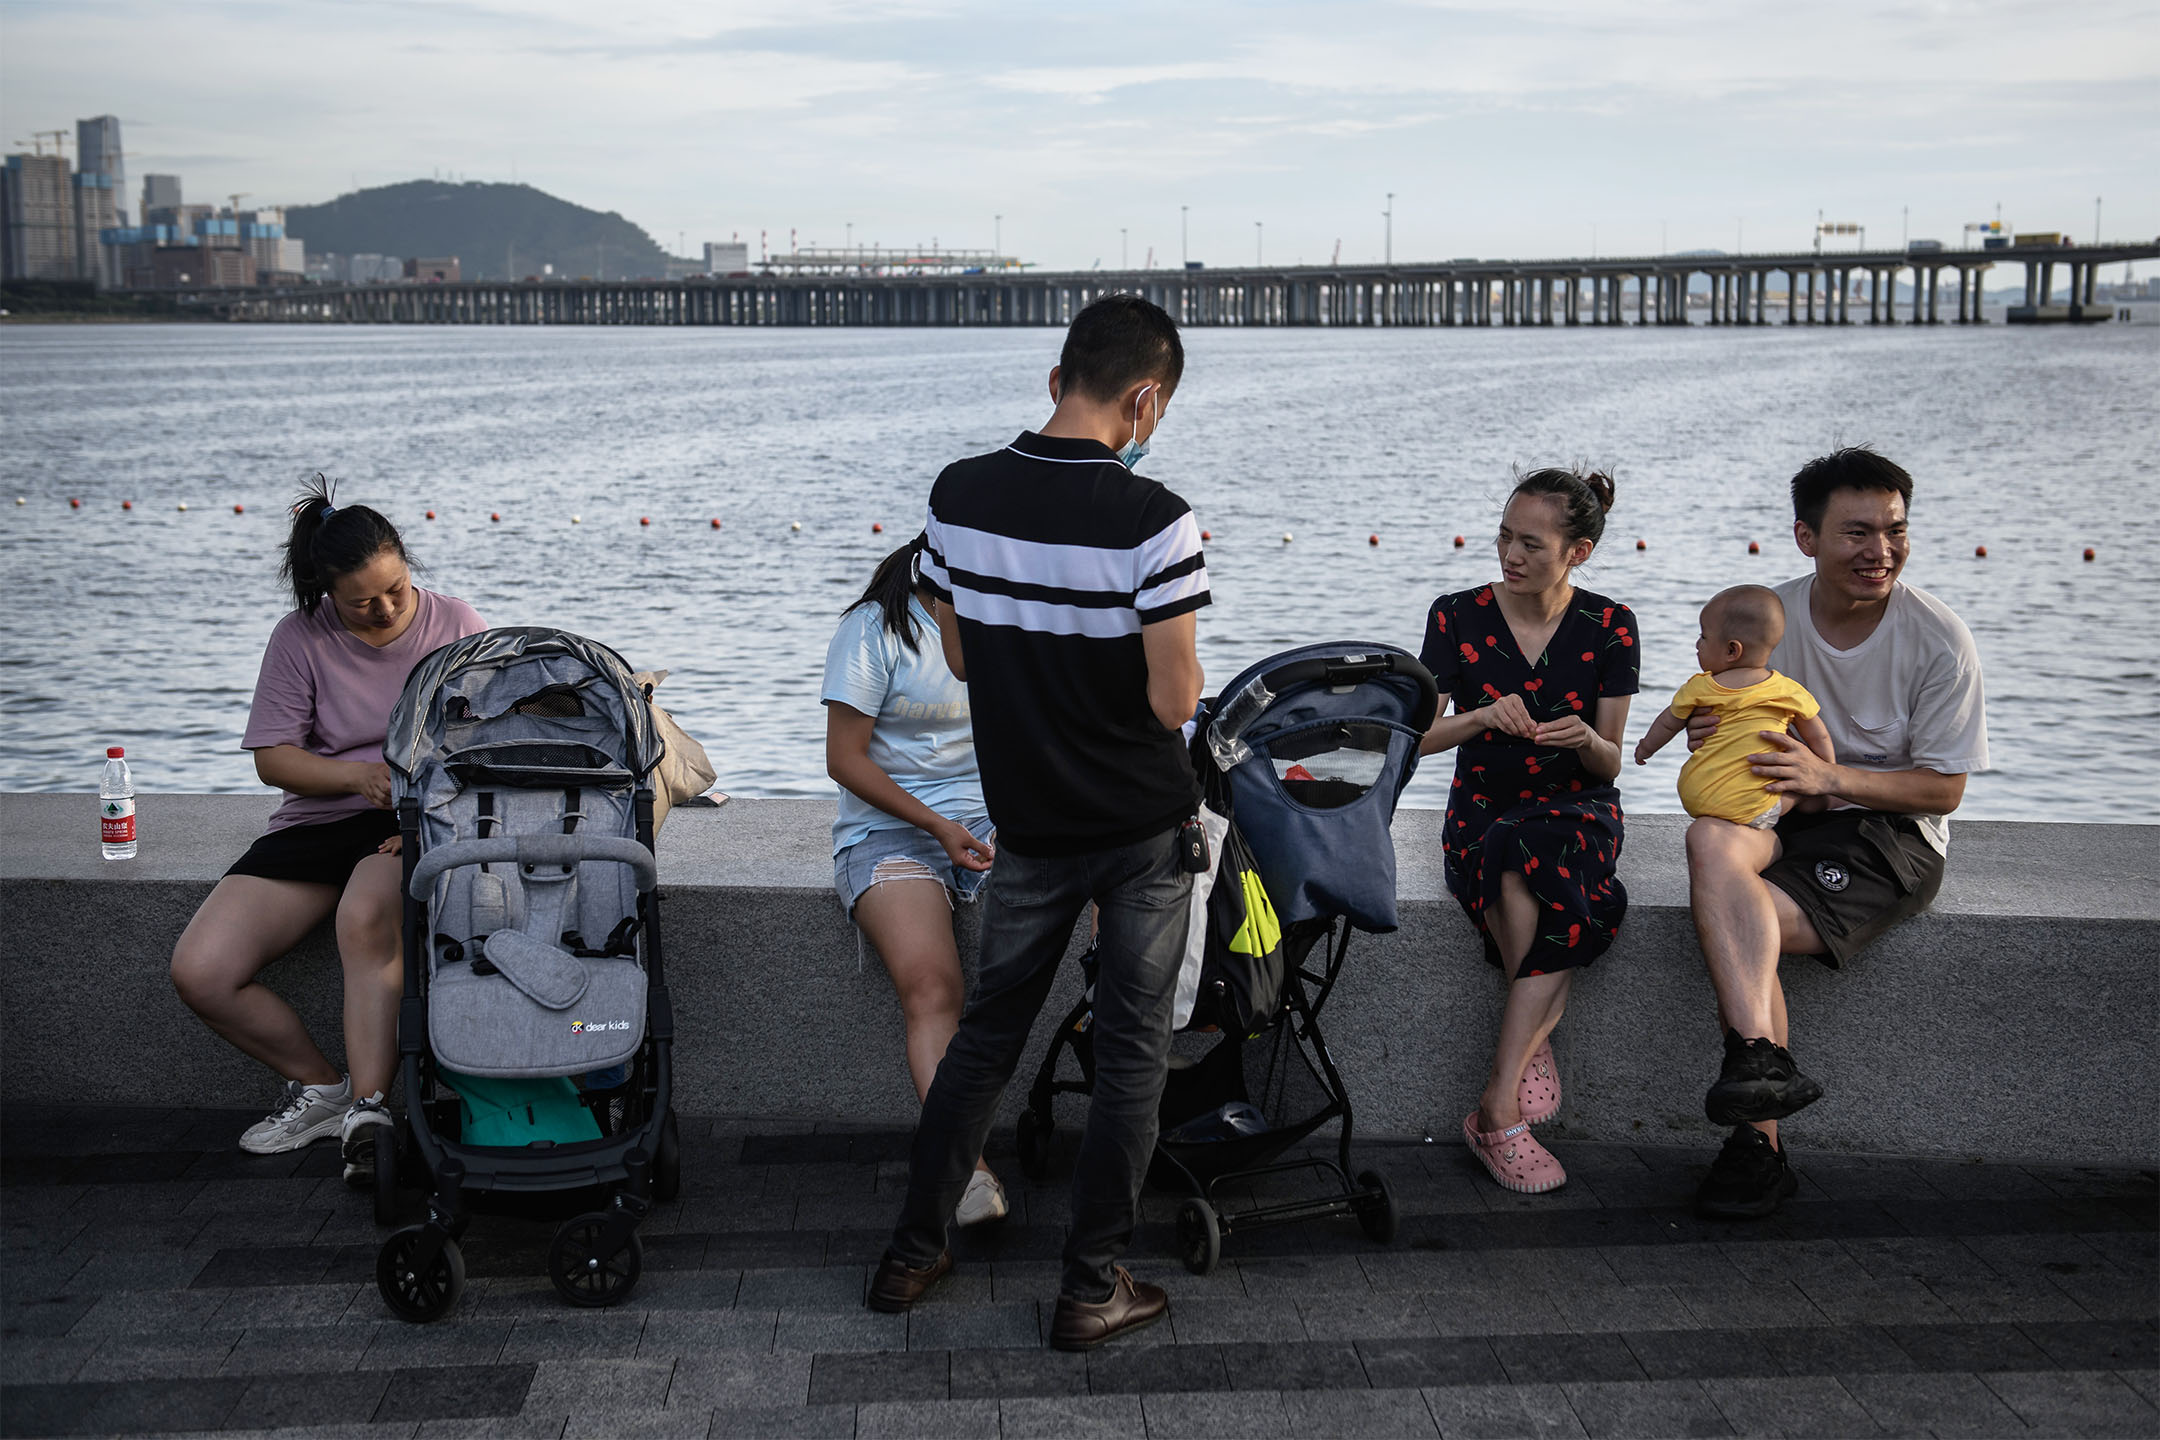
top-left (1669, 671), bottom-right (1822, 826)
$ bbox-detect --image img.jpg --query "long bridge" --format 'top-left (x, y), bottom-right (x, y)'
top-left (217, 240), bottom-right (2157, 328)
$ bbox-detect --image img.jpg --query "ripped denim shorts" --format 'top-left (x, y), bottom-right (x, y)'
top-left (833, 816), bottom-right (995, 921)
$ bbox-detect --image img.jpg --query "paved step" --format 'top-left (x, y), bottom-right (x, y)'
top-left (2, 1104), bottom-right (2153, 1437)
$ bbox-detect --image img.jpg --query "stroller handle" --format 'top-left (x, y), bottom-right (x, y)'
top-left (408, 835), bottom-right (658, 900)
top-left (1209, 650), bottom-right (1440, 768)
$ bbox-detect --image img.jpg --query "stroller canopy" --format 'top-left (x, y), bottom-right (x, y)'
top-left (386, 627), bottom-right (664, 785)
top-left (1206, 642), bottom-right (1438, 933)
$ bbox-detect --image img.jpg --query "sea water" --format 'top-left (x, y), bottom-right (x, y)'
top-left (1, 321), bottom-right (2153, 823)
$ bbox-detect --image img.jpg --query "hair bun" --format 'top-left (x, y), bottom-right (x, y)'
top-left (1584, 469), bottom-right (1616, 513)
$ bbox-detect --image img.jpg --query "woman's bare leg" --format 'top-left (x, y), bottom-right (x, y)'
top-left (1477, 869), bottom-right (1575, 1131)
top-left (336, 853), bottom-right (404, 1099)
top-left (853, 871), bottom-right (990, 1173)
top-left (171, 875), bottom-right (343, 1085)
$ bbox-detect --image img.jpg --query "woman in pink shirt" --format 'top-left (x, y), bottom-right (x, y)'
top-left (170, 482), bottom-right (485, 1183)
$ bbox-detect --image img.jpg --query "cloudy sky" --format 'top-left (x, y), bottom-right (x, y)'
top-left (6, 0), bottom-right (2155, 269)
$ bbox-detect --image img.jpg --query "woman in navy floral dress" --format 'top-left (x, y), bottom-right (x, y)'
top-left (1418, 468), bottom-right (1638, 1195)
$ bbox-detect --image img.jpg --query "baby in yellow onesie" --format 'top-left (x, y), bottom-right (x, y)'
top-left (1634, 585), bottom-right (1835, 829)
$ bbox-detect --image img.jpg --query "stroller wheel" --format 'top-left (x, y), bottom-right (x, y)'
top-left (1355, 1169), bottom-right (1399, 1245)
top-left (376, 1225), bottom-right (465, 1324)
top-left (1176, 1198), bottom-right (1221, 1276)
top-left (372, 1123), bottom-right (401, 1227)
top-left (548, 1213), bottom-right (643, 1308)
top-left (1015, 1108), bottom-right (1052, 1181)
top-left (653, 1110), bottom-right (681, 1203)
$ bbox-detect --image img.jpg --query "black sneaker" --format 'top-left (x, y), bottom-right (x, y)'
top-left (1697, 1125), bottom-right (1798, 1220)
top-left (1705, 1029), bottom-right (1823, 1125)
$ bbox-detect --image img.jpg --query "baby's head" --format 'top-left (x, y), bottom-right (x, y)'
top-left (1695, 584), bottom-right (1785, 674)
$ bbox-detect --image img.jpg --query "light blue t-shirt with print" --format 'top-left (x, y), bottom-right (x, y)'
top-left (821, 595), bottom-right (984, 855)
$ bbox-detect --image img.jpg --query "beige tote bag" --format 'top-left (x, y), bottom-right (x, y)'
top-left (631, 670), bottom-right (718, 833)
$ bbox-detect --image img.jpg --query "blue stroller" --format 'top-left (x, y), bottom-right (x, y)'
top-left (1016, 642), bottom-right (1438, 1273)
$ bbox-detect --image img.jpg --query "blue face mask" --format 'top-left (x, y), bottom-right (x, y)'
top-left (1116, 387), bottom-right (1161, 470)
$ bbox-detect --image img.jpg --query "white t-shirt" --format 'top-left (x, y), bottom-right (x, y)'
top-left (820, 595), bottom-right (984, 855)
top-left (1769, 574), bottom-right (1989, 854)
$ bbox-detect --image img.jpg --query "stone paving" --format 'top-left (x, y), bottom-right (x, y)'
top-left (1, 1102), bottom-right (2153, 1438)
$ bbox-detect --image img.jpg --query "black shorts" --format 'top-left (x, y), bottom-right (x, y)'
top-left (1763, 809), bottom-right (1944, 968)
top-left (225, 809), bottom-right (400, 888)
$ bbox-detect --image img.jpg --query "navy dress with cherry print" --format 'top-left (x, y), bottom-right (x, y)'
top-left (1418, 585), bottom-right (1640, 976)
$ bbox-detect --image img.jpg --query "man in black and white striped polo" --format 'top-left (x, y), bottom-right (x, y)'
top-left (868, 295), bottom-right (1208, 1350)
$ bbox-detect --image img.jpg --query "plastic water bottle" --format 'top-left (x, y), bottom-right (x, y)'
top-left (100, 746), bottom-right (136, 860)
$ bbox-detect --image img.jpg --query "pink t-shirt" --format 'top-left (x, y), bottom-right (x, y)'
top-left (241, 587), bottom-right (488, 831)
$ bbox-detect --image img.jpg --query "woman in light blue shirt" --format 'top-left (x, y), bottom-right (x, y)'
top-left (823, 534), bottom-right (1004, 1225)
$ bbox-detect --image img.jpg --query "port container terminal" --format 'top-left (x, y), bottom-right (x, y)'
top-left (213, 239), bottom-right (2158, 328)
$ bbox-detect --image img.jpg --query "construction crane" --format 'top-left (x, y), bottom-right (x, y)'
top-left (27, 129), bottom-right (68, 157)
top-left (227, 192), bottom-right (250, 219)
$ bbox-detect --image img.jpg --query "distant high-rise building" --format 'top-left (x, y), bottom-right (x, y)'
top-left (141, 173), bottom-right (181, 218)
top-left (72, 116), bottom-right (126, 287)
top-left (238, 207), bottom-right (300, 277)
top-left (404, 256), bottom-right (460, 283)
top-left (2, 153), bottom-right (79, 281)
top-left (76, 117), bottom-right (125, 221)
top-left (704, 241), bottom-right (750, 275)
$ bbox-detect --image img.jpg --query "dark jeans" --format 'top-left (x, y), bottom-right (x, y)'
top-left (888, 825), bottom-right (1193, 1301)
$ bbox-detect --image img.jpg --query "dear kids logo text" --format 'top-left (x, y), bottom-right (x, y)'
top-left (570, 1019), bottom-right (632, 1034)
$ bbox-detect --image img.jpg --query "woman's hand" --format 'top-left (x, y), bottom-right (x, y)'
top-left (932, 818), bottom-right (994, 873)
top-left (376, 833), bottom-right (404, 856)
top-left (1481, 693), bottom-right (1538, 739)
top-left (351, 761), bottom-right (395, 809)
top-left (1532, 715), bottom-right (1599, 751)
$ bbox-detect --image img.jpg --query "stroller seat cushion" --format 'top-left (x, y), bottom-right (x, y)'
top-left (481, 929), bottom-right (591, 1010)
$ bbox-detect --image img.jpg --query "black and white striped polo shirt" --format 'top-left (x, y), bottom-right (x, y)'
top-left (920, 430), bottom-right (1210, 857)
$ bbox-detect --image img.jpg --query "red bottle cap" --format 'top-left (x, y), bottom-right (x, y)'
top-left (107, 746), bottom-right (125, 758)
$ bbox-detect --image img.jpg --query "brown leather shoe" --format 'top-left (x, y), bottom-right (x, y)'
top-left (865, 1250), bottom-right (952, 1313)
top-left (1048, 1266), bottom-right (1168, 1351)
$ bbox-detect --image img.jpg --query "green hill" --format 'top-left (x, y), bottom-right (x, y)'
top-left (284, 180), bottom-right (673, 280)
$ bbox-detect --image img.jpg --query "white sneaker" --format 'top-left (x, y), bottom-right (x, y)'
top-left (955, 1167), bottom-right (1009, 1227)
top-left (340, 1092), bottom-right (393, 1188)
top-left (238, 1078), bottom-right (351, 1155)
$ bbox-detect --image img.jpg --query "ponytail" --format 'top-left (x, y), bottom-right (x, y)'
top-left (1511, 464), bottom-right (1616, 549)
top-left (280, 475), bottom-right (408, 613)
top-left (846, 534), bottom-right (930, 652)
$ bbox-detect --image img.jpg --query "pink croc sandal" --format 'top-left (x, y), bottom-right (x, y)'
top-left (1463, 1110), bottom-right (1567, 1194)
top-left (1519, 1040), bottom-right (1561, 1126)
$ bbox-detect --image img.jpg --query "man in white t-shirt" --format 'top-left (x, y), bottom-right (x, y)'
top-left (1684, 447), bottom-right (1989, 1220)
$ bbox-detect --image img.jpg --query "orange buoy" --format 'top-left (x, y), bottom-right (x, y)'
top-left (425, 510), bottom-right (436, 520)
top-left (1747, 540), bottom-right (1759, 554)
top-left (1974, 545), bottom-right (1987, 558)
top-left (2083, 547), bottom-right (2095, 561)
top-left (872, 522), bottom-right (884, 534)
top-left (1636, 539), bottom-right (1646, 551)
top-left (69, 498), bottom-right (81, 509)
top-left (1452, 535), bottom-right (1465, 548)
top-left (1369, 534), bottom-right (1380, 546)
top-left (640, 516), bottom-right (651, 527)
top-left (491, 512), bottom-right (501, 523)
top-left (1201, 530), bottom-right (1211, 542)
top-left (710, 518), bottom-right (721, 529)
top-left (233, 503), bottom-right (245, 514)
top-left (121, 500), bottom-right (133, 510)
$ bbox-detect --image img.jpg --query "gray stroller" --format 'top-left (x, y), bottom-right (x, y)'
top-left (374, 627), bottom-right (679, 1322)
